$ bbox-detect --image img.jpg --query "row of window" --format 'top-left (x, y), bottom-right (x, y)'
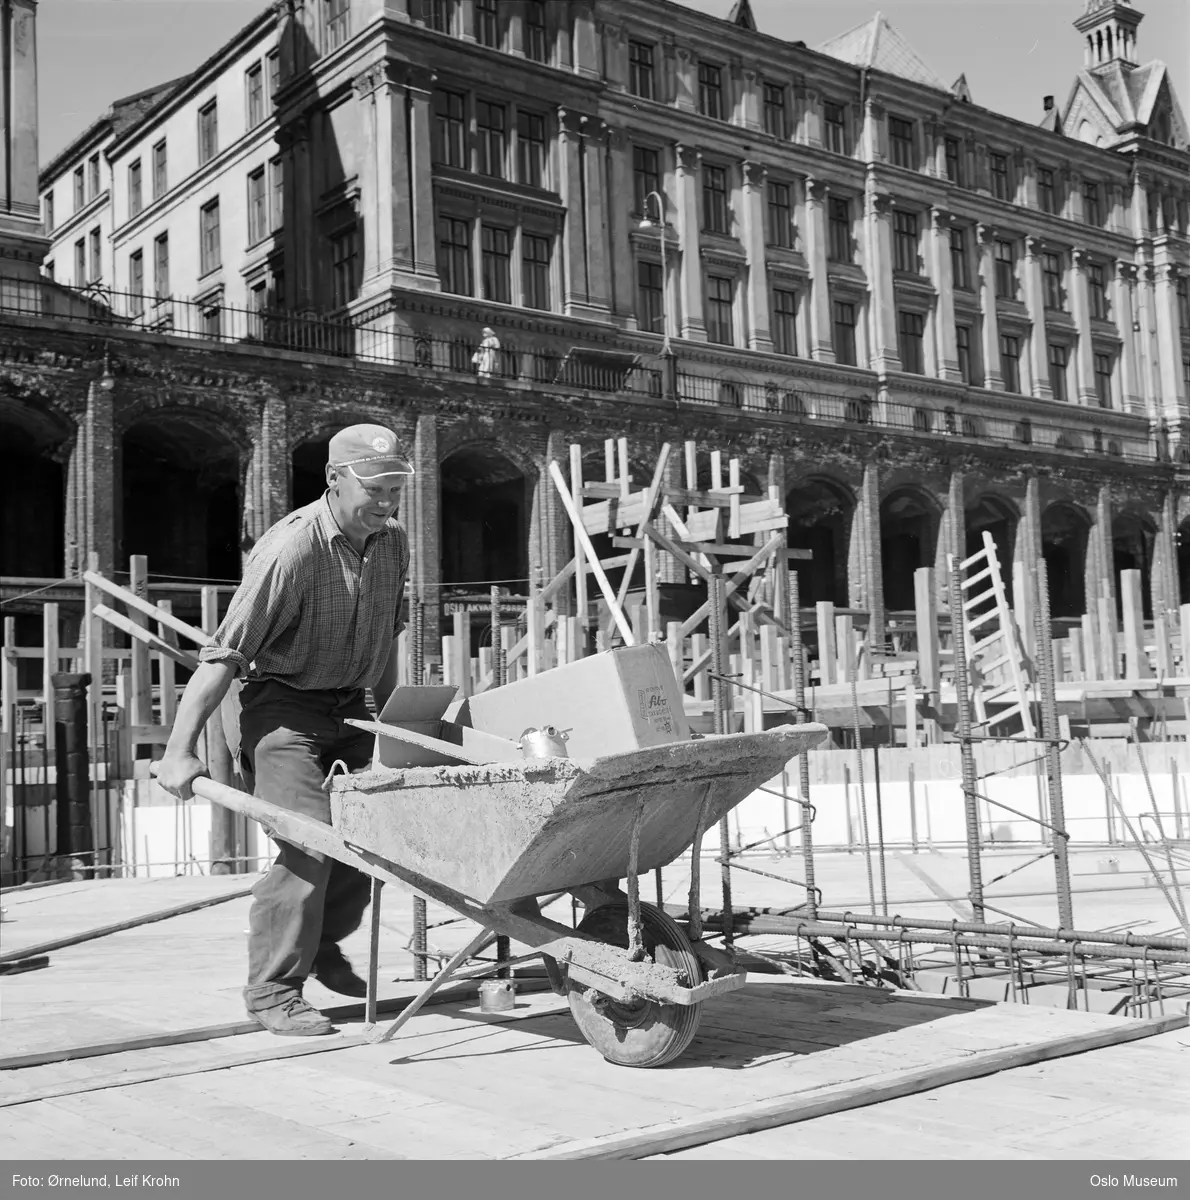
top-left (437, 215), bottom-right (553, 310)
top-left (433, 90), bottom-right (549, 187)
top-left (624, 37), bottom-right (1126, 230)
top-left (427, 0), bottom-right (550, 62)
top-left (45, 50), bottom-right (280, 234)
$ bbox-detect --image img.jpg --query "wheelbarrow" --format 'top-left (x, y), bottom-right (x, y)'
top-left (179, 722), bottom-right (827, 1068)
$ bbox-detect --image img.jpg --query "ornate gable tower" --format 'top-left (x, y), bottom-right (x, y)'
top-left (0, 0), bottom-right (48, 282)
top-left (1063, 0), bottom-right (1188, 148)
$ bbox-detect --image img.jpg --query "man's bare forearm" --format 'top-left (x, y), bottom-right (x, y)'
top-left (164, 661), bottom-right (239, 760)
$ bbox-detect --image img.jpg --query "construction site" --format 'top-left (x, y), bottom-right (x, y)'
top-left (3, 0), bottom-right (1190, 1169)
top-left (3, 434), bottom-right (1189, 1160)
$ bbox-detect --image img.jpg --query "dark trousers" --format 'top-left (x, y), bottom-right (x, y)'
top-left (238, 680), bottom-right (374, 1013)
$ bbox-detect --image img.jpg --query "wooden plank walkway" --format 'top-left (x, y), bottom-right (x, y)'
top-left (1, 877), bottom-right (1185, 1160)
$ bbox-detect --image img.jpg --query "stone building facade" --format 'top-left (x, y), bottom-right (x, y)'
top-left (5, 0), bottom-right (1190, 654)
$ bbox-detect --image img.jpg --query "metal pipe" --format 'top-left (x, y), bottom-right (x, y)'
top-left (947, 553), bottom-right (985, 921)
top-left (1035, 558), bottom-right (1074, 929)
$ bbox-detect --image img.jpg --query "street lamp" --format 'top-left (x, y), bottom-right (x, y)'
top-left (638, 190), bottom-right (673, 359)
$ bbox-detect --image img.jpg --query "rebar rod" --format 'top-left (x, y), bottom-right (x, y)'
top-left (489, 586), bottom-right (502, 689)
top-left (1034, 558), bottom-right (1074, 929)
top-left (947, 554), bottom-right (985, 921)
top-left (788, 570), bottom-right (817, 917)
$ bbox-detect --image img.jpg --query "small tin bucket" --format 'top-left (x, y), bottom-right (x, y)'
top-left (519, 726), bottom-right (570, 759)
top-left (478, 978), bottom-right (516, 1013)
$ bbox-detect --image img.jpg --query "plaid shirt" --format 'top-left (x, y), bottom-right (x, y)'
top-left (199, 494), bottom-right (410, 691)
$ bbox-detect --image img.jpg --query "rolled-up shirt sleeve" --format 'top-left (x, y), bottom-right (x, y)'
top-left (198, 548), bottom-right (302, 680)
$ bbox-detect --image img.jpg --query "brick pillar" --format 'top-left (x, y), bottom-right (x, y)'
top-left (861, 463), bottom-right (885, 651)
top-left (72, 381), bottom-right (116, 577)
top-left (976, 223), bottom-right (1004, 390)
top-left (740, 160), bottom-right (772, 351)
top-left (1154, 490), bottom-right (1178, 618)
top-left (803, 177), bottom-right (834, 362)
top-left (243, 390), bottom-right (290, 556)
top-left (412, 414), bottom-right (441, 664)
top-left (541, 429), bottom-right (571, 606)
top-left (1024, 474), bottom-right (1043, 560)
top-left (946, 468), bottom-right (966, 567)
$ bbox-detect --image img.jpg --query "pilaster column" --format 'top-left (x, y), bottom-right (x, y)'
top-left (674, 47), bottom-right (696, 112)
top-left (507, 0), bottom-right (525, 55)
top-left (1019, 156), bottom-right (1038, 210)
top-left (1022, 236), bottom-right (1053, 400)
top-left (1136, 264), bottom-right (1161, 419)
top-left (800, 87), bottom-right (822, 147)
top-left (583, 119), bottom-right (611, 313)
top-left (741, 160), bottom-right (772, 351)
top-left (457, 0), bottom-right (476, 41)
top-left (571, 0), bottom-right (599, 78)
top-left (603, 22), bottom-right (628, 89)
top-left (1114, 262), bottom-right (1141, 413)
top-left (607, 126), bottom-right (636, 323)
top-left (976, 224), bottom-right (1003, 389)
top-left (2, 0), bottom-right (38, 217)
top-left (284, 118), bottom-right (315, 307)
top-left (738, 67), bottom-right (761, 130)
top-left (802, 177), bottom-right (834, 362)
top-left (356, 69), bottom-right (382, 283)
top-left (1070, 248), bottom-right (1098, 406)
top-left (407, 69), bottom-right (438, 279)
top-left (675, 142), bottom-right (706, 341)
top-left (558, 108), bottom-right (589, 314)
top-left (929, 207), bottom-right (960, 381)
top-left (1154, 262), bottom-right (1188, 419)
top-left (866, 188), bottom-right (899, 373)
top-left (862, 100), bottom-right (884, 164)
top-left (1067, 168), bottom-right (1085, 223)
top-left (411, 413), bottom-right (441, 665)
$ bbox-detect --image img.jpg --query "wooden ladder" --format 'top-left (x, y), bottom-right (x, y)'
top-left (957, 531), bottom-right (1036, 739)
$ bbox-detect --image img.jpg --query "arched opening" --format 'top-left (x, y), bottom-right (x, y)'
top-left (440, 445), bottom-right (529, 599)
top-left (121, 415), bottom-right (242, 582)
top-left (880, 488), bottom-right (940, 612)
top-left (292, 437), bottom-right (331, 510)
top-left (1041, 502), bottom-right (1090, 619)
top-left (785, 478), bottom-right (853, 607)
top-left (1112, 510), bottom-right (1155, 620)
top-left (0, 412), bottom-right (66, 578)
top-left (966, 494), bottom-right (1018, 583)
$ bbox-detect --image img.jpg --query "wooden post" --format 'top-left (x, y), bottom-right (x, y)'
top-left (441, 636), bottom-right (456, 686)
top-left (1154, 608), bottom-right (1173, 678)
top-left (904, 681), bottom-right (919, 749)
top-left (628, 601), bottom-right (647, 646)
top-left (1, 617), bottom-right (16, 747)
top-left (1180, 604), bottom-right (1190, 674)
top-left (41, 602), bottom-right (60, 765)
top-left (1067, 627), bottom-right (1085, 682)
top-left (83, 553), bottom-right (105, 782)
top-left (913, 567), bottom-right (939, 697)
top-left (691, 632), bottom-right (709, 701)
top-left (1120, 569), bottom-right (1152, 679)
top-left (202, 587), bottom-right (236, 875)
top-left (815, 601), bottom-right (836, 685)
top-left (667, 621), bottom-right (684, 688)
top-left (835, 613), bottom-right (855, 685)
top-left (1097, 587), bottom-right (1118, 680)
top-left (1012, 559), bottom-right (1035, 661)
top-left (128, 557), bottom-right (152, 731)
top-left (156, 599), bottom-right (179, 728)
top-left (1081, 611), bottom-right (1098, 682)
top-left (450, 611), bottom-right (470, 695)
top-left (643, 532), bottom-right (659, 640)
top-left (759, 623), bottom-right (777, 695)
top-left (527, 582), bottom-right (544, 676)
top-left (569, 444), bottom-right (588, 640)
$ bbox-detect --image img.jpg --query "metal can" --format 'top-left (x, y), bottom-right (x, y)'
top-left (478, 978), bottom-right (516, 1013)
top-left (519, 726), bottom-right (570, 759)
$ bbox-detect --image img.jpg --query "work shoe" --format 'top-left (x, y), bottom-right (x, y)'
top-left (312, 947), bottom-right (369, 998)
top-left (250, 993), bottom-right (336, 1037)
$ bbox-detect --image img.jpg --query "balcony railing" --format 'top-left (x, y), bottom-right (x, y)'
top-left (0, 276), bottom-right (1164, 465)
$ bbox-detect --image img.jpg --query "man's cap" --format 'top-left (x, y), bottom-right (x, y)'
top-left (328, 424), bottom-right (414, 478)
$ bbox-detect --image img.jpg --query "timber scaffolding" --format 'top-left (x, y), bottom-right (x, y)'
top-left (2, 438), bottom-right (1189, 1012)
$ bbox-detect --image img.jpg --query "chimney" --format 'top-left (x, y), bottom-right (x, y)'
top-left (1043, 95), bottom-right (1055, 112)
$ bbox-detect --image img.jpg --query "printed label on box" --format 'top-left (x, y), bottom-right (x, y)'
top-left (637, 685), bottom-right (675, 736)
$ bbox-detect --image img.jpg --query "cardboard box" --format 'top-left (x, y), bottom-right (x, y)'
top-left (373, 685), bottom-right (459, 769)
top-left (467, 644), bottom-right (689, 761)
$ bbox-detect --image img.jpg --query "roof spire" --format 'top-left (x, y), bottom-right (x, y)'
top-left (1073, 0), bottom-right (1144, 69)
top-left (727, 0), bottom-right (757, 32)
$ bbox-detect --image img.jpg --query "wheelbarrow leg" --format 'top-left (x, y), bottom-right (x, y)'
top-left (365, 878), bottom-right (383, 1027)
top-left (364, 926), bottom-right (494, 1045)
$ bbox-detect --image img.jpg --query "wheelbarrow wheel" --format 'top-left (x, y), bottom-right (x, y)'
top-left (566, 901), bottom-right (702, 1068)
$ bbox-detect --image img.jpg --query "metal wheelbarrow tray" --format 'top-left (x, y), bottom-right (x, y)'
top-left (189, 723), bottom-right (827, 1067)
